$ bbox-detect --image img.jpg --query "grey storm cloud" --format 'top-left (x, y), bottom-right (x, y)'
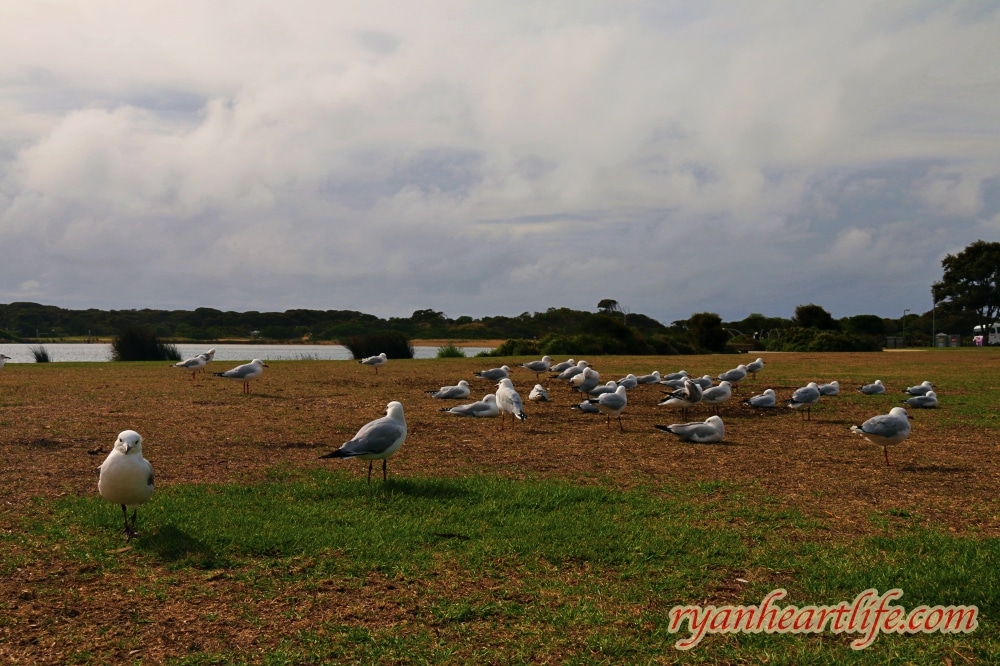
top-left (1, 1), bottom-right (998, 323)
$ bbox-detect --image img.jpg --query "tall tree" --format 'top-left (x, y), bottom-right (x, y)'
top-left (932, 240), bottom-right (1000, 338)
top-left (793, 304), bottom-right (839, 331)
top-left (688, 312), bottom-right (728, 352)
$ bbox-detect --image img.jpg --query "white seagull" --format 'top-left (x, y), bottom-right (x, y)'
top-left (198, 348), bottom-right (216, 372)
top-left (172, 353), bottom-right (209, 380)
top-left (654, 416), bottom-right (725, 443)
top-left (359, 352), bottom-right (388, 374)
top-left (746, 357), bottom-right (765, 379)
top-left (98, 430), bottom-right (155, 541)
top-left (320, 401), bottom-right (407, 482)
top-left (903, 390), bottom-right (938, 409)
top-left (742, 388), bottom-right (776, 409)
top-left (214, 358), bottom-right (268, 394)
top-left (818, 381), bottom-right (840, 396)
top-left (635, 371), bottom-right (661, 385)
top-left (495, 378), bottom-right (527, 428)
top-left (902, 381), bottom-right (934, 396)
top-left (528, 384), bottom-right (550, 402)
top-left (519, 356), bottom-right (553, 377)
top-left (571, 400), bottom-right (601, 414)
top-left (588, 385), bottom-right (628, 431)
top-left (554, 360), bottom-right (590, 381)
top-left (787, 382), bottom-right (821, 420)
top-left (426, 380), bottom-right (472, 400)
top-left (658, 378), bottom-right (703, 419)
top-left (616, 374), bottom-right (639, 390)
top-left (476, 365), bottom-right (511, 381)
top-left (571, 366), bottom-right (601, 394)
top-left (0, 353), bottom-right (11, 369)
top-left (850, 406), bottom-right (911, 465)
top-left (441, 394), bottom-right (499, 417)
top-left (858, 379), bottom-right (886, 395)
top-left (701, 381), bottom-right (732, 414)
top-left (717, 365), bottom-right (747, 390)
top-left (548, 358), bottom-right (576, 374)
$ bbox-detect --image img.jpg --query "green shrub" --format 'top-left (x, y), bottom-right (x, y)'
top-left (765, 327), bottom-right (881, 352)
top-left (436, 342), bottom-right (466, 358)
top-left (30, 346), bottom-right (50, 362)
top-left (111, 323), bottom-right (180, 361)
top-left (343, 331), bottom-right (414, 360)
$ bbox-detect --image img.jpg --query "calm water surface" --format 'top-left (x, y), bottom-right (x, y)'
top-left (0, 343), bottom-right (493, 363)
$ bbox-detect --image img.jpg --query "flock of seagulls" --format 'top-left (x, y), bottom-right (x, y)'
top-left (10, 345), bottom-right (936, 541)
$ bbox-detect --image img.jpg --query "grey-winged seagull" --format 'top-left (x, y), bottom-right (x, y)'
top-left (320, 401), bottom-right (407, 482)
top-left (654, 416), bottom-right (725, 443)
top-left (476, 365), bottom-right (511, 381)
top-left (98, 430), bottom-right (155, 541)
top-left (359, 352), bottom-right (388, 374)
top-left (173, 353), bottom-right (208, 380)
top-left (850, 406), bottom-right (911, 465)
top-left (426, 380), bottom-right (471, 400)
top-left (214, 358), bottom-right (268, 394)
top-left (787, 382), bottom-right (821, 419)
top-left (818, 381), bottom-right (840, 396)
top-left (701, 380), bottom-right (732, 415)
top-left (858, 379), bottom-right (885, 395)
top-left (903, 391), bottom-right (938, 409)
top-left (519, 356), bottom-right (553, 377)
top-left (742, 388), bottom-right (776, 409)
top-left (588, 384), bottom-right (627, 431)
top-left (495, 378), bottom-right (527, 428)
top-left (745, 357), bottom-right (765, 379)
top-left (528, 384), bottom-right (550, 402)
top-left (441, 394), bottom-right (499, 417)
top-left (902, 381), bottom-right (934, 396)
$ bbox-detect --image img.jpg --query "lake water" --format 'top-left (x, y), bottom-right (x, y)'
top-left (0, 343), bottom-right (494, 363)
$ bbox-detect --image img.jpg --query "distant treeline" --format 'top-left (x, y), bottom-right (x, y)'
top-left (0, 301), bottom-right (975, 353)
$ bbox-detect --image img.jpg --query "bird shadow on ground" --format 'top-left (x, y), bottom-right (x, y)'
top-left (899, 464), bottom-right (972, 474)
top-left (376, 477), bottom-right (474, 500)
top-left (136, 524), bottom-right (231, 568)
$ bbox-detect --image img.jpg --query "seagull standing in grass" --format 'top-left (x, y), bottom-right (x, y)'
top-left (654, 416), bottom-right (725, 443)
top-left (701, 381), bottom-right (732, 415)
top-left (441, 394), bottom-right (499, 417)
top-left (199, 348), bottom-right (216, 372)
top-left (359, 352), bottom-right (388, 374)
top-left (548, 359), bottom-right (575, 374)
top-left (717, 365), bottom-right (747, 391)
top-left (425, 380), bottom-right (471, 400)
top-left (320, 401), bottom-right (407, 482)
top-left (476, 365), bottom-right (511, 381)
top-left (519, 356), bottom-right (552, 378)
top-left (98, 430), bottom-right (155, 541)
top-left (214, 358), bottom-right (268, 394)
top-left (850, 406), bottom-right (911, 465)
top-left (495, 378), bottom-right (527, 428)
top-left (658, 378), bottom-right (702, 420)
top-left (588, 385), bottom-right (628, 431)
top-left (172, 353), bottom-right (208, 380)
top-left (787, 382), bottom-right (821, 419)
top-left (745, 357), bottom-right (765, 380)
top-left (554, 360), bottom-right (589, 381)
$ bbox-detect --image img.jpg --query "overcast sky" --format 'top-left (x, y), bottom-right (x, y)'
top-left (1, 2), bottom-right (998, 324)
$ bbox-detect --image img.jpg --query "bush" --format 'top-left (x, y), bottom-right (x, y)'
top-left (111, 323), bottom-right (181, 361)
top-left (481, 339), bottom-right (541, 357)
top-left (764, 327), bottom-right (881, 352)
top-left (30, 346), bottom-right (50, 362)
top-left (343, 331), bottom-right (414, 360)
top-left (436, 343), bottom-right (466, 358)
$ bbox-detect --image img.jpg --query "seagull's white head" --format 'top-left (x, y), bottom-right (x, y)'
top-left (496, 378), bottom-right (515, 390)
top-left (889, 407), bottom-right (910, 419)
top-left (385, 401), bottom-right (405, 421)
top-left (116, 430), bottom-right (143, 455)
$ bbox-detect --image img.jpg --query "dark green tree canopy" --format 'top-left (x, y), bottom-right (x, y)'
top-left (932, 240), bottom-right (1000, 336)
top-left (687, 312), bottom-right (728, 352)
top-left (793, 304), bottom-right (839, 331)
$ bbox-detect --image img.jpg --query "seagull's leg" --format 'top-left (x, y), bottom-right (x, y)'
top-left (367, 461), bottom-right (374, 484)
top-left (382, 459), bottom-right (388, 481)
top-left (120, 504), bottom-right (129, 535)
top-left (884, 446), bottom-right (890, 466)
top-left (618, 415), bottom-right (625, 432)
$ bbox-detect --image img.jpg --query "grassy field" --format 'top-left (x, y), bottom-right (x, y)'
top-left (0, 350), bottom-right (998, 664)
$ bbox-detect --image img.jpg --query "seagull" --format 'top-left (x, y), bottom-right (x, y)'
top-left (519, 356), bottom-right (553, 377)
top-left (850, 406), bottom-right (911, 465)
top-left (717, 365), bottom-right (747, 391)
top-left (745, 357), bottom-right (765, 379)
top-left (476, 365), bottom-right (511, 381)
top-left (654, 416), bottom-right (725, 443)
top-left (635, 371), bottom-right (661, 385)
top-left (660, 370), bottom-right (689, 382)
top-left (441, 394), bottom-right (499, 417)
top-left (214, 358), bottom-right (268, 394)
top-left (320, 401), bottom-right (407, 482)
top-left (742, 388), bottom-right (776, 409)
top-left (616, 374), bottom-right (639, 389)
top-left (818, 381), bottom-right (840, 396)
top-left (903, 390), bottom-right (938, 409)
top-left (528, 384), bottom-right (550, 402)
top-left (571, 400), bottom-right (601, 414)
top-left (425, 380), bottom-right (472, 400)
top-left (359, 352), bottom-right (388, 374)
top-left (199, 348), bottom-right (216, 372)
top-left (0, 353), bottom-right (11, 369)
top-left (658, 378), bottom-right (702, 420)
top-left (701, 381), bottom-right (732, 414)
top-left (787, 382), bottom-right (821, 420)
top-left (858, 379), bottom-right (885, 395)
top-left (691, 375), bottom-right (715, 389)
top-left (902, 381), bottom-right (934, 396)
top-left (172, 353), bottom-right (208, 380)
top-left (554, 360), bottom-right (590, 381)
top-left (587, 380), bottom-right (620, 397)
top-left (495, 378), bottom-right (527, 428)
top-left (588, 384), bottom-right (627, 431)
top-left (98, 430), bottom-right (155, 541)
top-left (548, 358), bottom-right (576, 373)
top-left (571, 366), bottom-right (601, 394)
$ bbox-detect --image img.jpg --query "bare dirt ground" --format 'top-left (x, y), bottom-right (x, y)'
top-left (1, 352), bottom-right (998, 663)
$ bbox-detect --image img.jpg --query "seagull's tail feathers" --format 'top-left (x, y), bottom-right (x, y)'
top-left (653, 424), bottom-right (674, 434)
top-left (319, 449), bottom-right (349, 459)
top-left (212, 372), bottom-right (226, 377)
